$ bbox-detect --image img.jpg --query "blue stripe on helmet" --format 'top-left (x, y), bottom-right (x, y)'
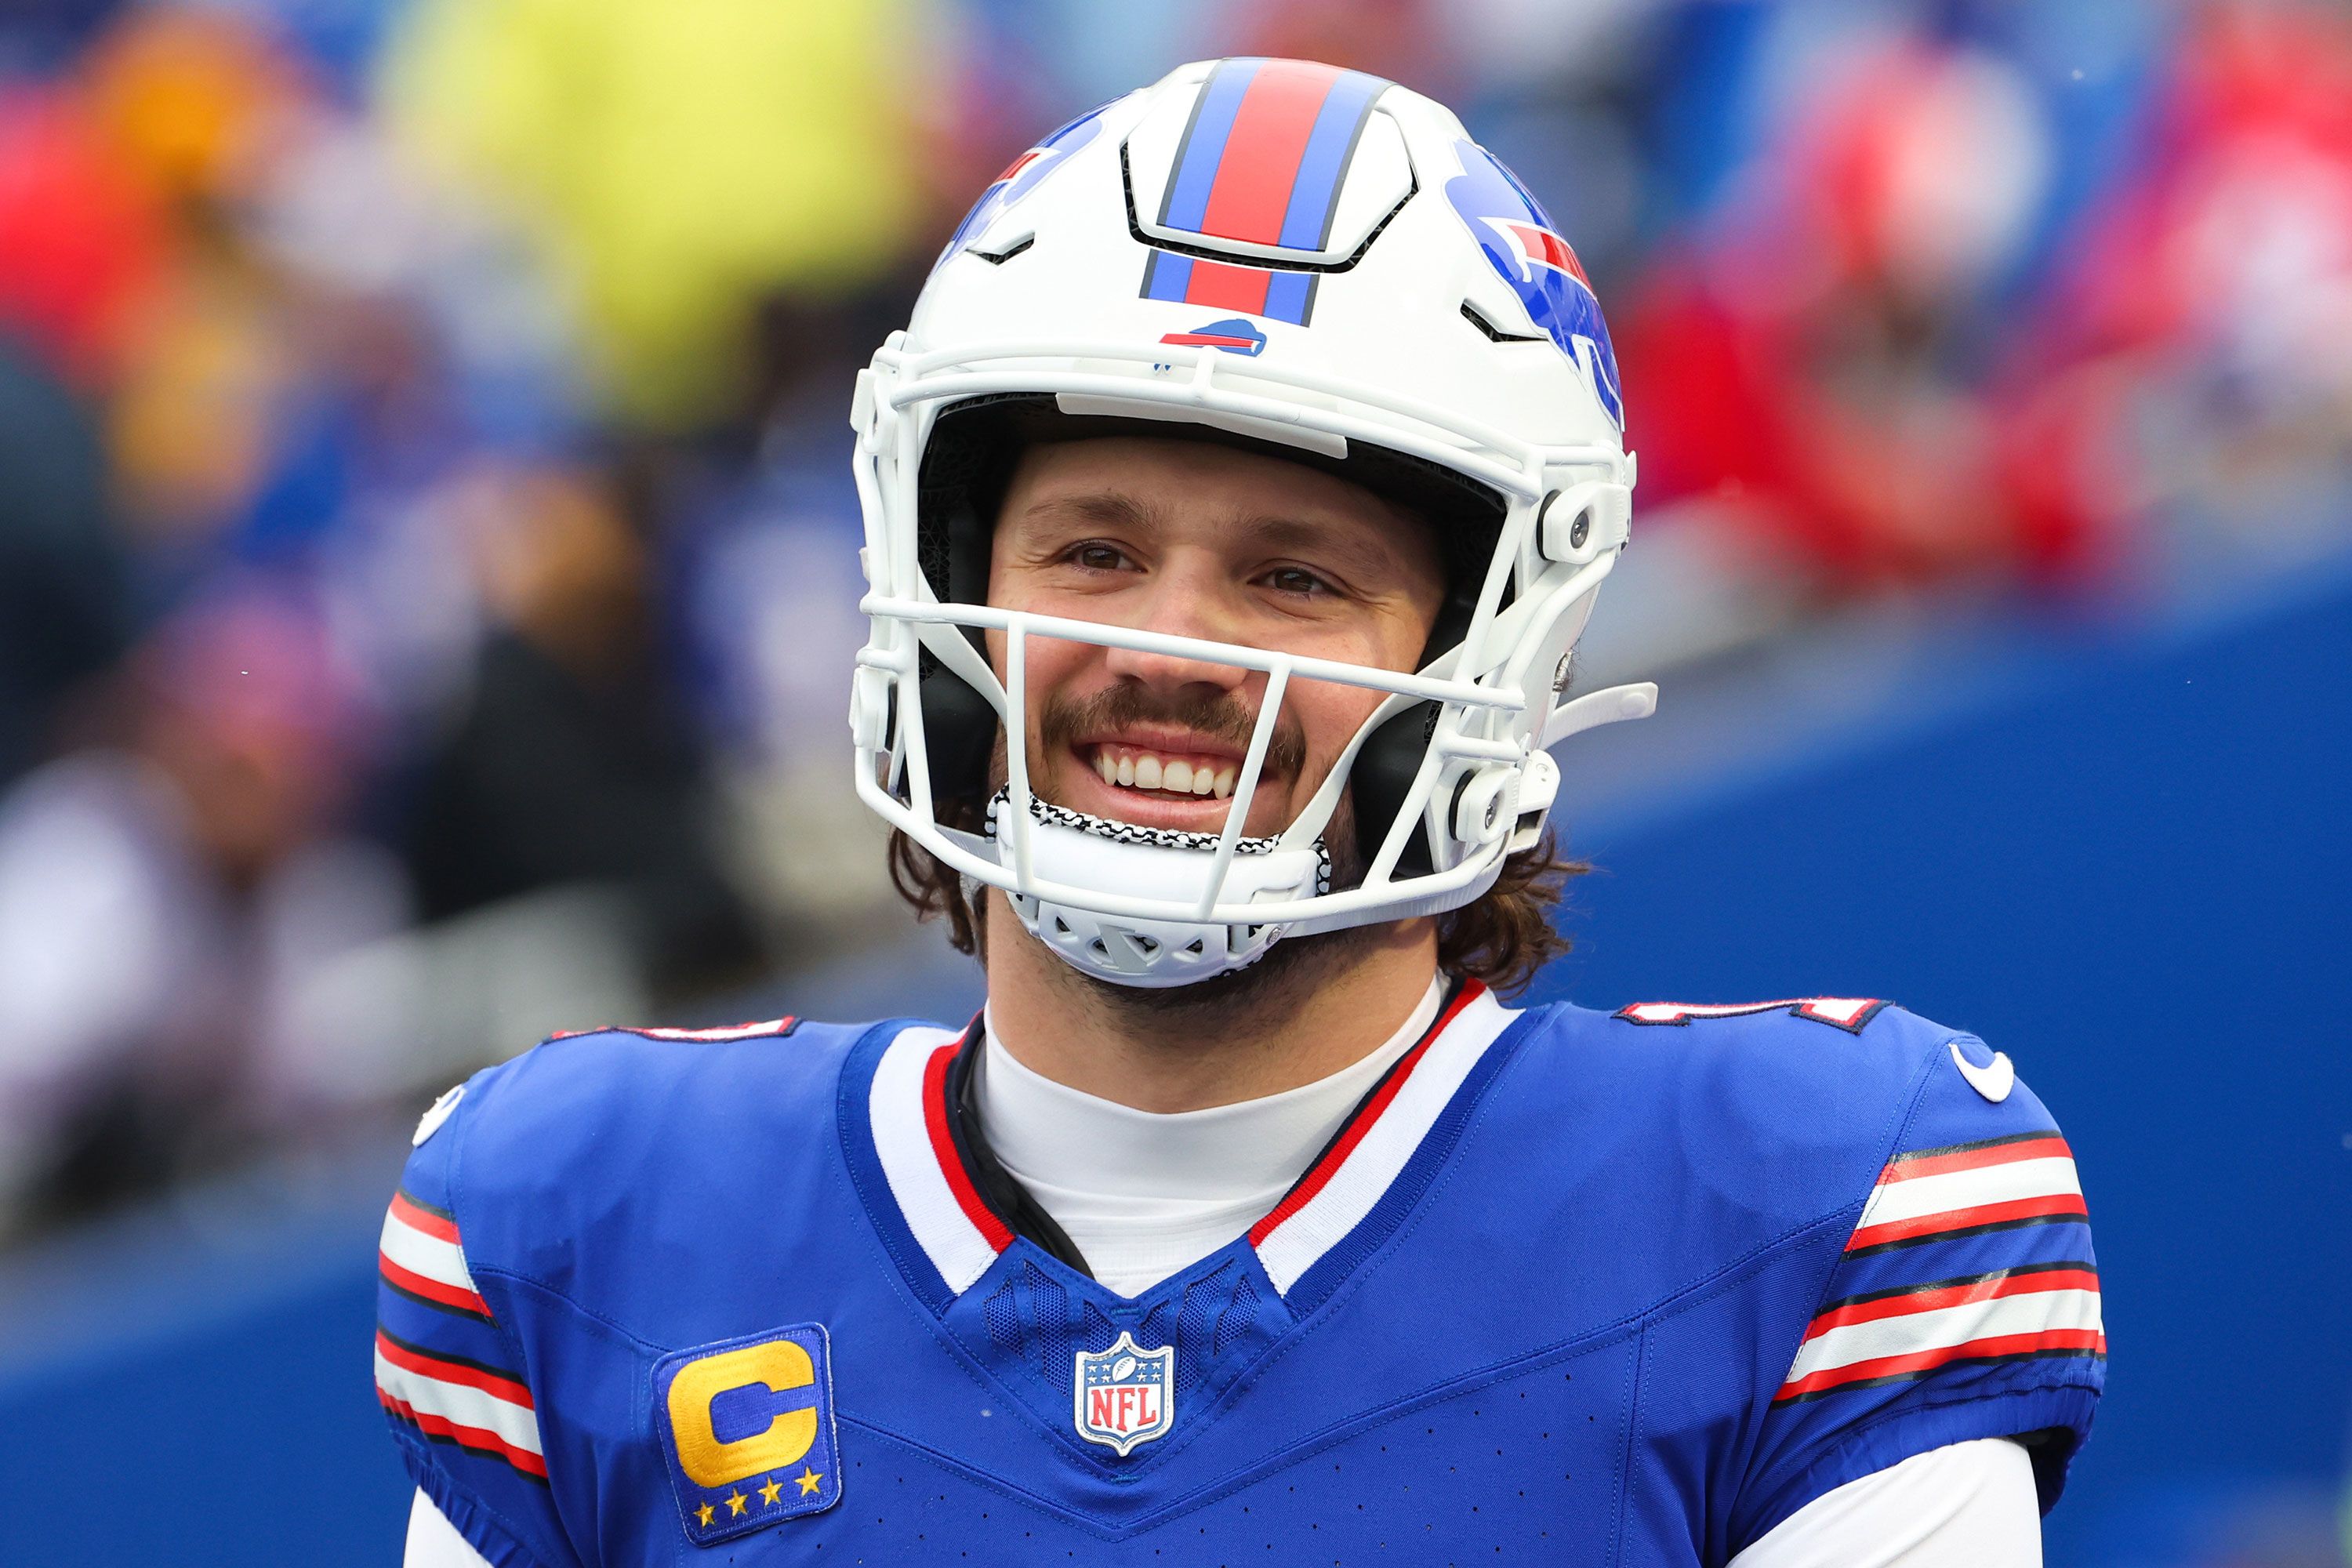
top-left (1262, 270), bottom-right (1315, 325)
top-left (1158, 60), bottom-right (1261, 233)
top-left (1142, 249), bottom-right (1195, 302)
top-left (1277, 71), bottom-right (1387, 252)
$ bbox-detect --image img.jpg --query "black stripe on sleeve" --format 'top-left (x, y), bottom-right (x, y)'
top-left (1842, 1211), bottom-right (2092, 1258)
top-left (376, 1323), bottom-right (524, 1384)
top-left (379, 1270), bottom-right (496, 1324)
top-left (394, 1186), bottom-right (456, 1221)
top-left (1815, 1259), bottom-right (2100, 1314)
top-left (1886, 1128), bottom-right (2065, 1166)
top-left (1771, 1345), bottom-right (2107, 1406)
top-left (383, 1404), bottom-right (553, 1486)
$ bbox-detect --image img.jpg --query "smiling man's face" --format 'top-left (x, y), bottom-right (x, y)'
top-left (986, 436), bottom-right (1446, 841)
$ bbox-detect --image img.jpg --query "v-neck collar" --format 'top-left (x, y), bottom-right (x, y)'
top-left (840, 980), bottom-right (1523, 1318)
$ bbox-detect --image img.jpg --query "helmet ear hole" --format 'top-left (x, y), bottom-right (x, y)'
top-left (1352, 700), bottom-right (1439, 878)
top-left (917, 657), bottom-right (998, 804)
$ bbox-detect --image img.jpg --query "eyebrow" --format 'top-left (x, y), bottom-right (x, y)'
top-left (1016, 492), bottom-right (1413, 577)
top-left (1017, 492), bottom-right (1159, 532)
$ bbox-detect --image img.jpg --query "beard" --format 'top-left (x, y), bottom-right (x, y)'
top-left (989, 691), bottom-right (1394, 1040)
top-left (1072, 789), bottom-right (1392, 1034)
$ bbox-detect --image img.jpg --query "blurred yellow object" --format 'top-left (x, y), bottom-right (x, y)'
top-left (380, 0), bottom-right (922, 426)
top-left (107, 263), bottom-right (289, 542)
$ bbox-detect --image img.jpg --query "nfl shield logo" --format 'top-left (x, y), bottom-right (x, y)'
top-left (1073, 1331), bottom-right (1175, 1456)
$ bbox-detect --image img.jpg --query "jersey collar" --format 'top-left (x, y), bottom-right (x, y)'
top-left (841, 981), bottom-right (1523, 1313)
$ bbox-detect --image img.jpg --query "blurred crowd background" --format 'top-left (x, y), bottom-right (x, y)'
top-left (5, 0), bottom-right (2350, 1239)
top-left (0, 0), bottom-right (2347, 1561)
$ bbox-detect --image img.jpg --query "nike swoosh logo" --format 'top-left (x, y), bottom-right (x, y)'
top-left (1948, 1040), bottom-right (2015, 1103)
top-left (414, 1083), bottom-right (465, 1146)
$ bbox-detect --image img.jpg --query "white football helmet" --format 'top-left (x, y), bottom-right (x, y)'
top-left (849, 57), bottom-right (1654, 988)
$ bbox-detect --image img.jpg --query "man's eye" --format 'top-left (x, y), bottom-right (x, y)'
top-left (1263, 566), bottom-right (1333, 597)
top-left (1067, 543), bottom-right (1131, 572)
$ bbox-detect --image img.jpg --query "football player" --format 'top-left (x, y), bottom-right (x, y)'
top-left (383, 60), bottom-right (2100, 1566)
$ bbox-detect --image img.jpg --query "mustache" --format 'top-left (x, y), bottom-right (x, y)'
top-left (1035, 683), bottom-right (1308, 779)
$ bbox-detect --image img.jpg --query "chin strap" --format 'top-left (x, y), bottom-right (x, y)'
top-left (979, 792), bottom-right (1330, 989)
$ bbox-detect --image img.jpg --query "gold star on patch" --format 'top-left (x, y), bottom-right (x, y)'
top-left (758, 1477), bottom-right (784, 1505)
top-left (694, 1503), bottom-right (714, 1527)
top-left (726, 1490), bottom-right (749, 1516)
top-left (796, 1467), bottom-right (823, 1497)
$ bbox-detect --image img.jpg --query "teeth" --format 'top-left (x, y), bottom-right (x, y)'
top-left (1091, 746), bottom-right (1243, 799)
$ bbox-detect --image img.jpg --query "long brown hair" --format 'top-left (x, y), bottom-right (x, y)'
top-left (886, 813), bottom-right (1585, 998)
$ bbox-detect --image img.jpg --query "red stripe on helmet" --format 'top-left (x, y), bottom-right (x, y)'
top-left (1199, 60), bottom-right (1345, 246)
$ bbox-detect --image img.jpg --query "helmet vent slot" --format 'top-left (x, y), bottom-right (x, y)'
top-left (1460, 299), bottom-right (1544, 343)
top-left (968, 234), bottom-right (1035, 265)
top-left (1120, 140), bottom-right (1415, 274)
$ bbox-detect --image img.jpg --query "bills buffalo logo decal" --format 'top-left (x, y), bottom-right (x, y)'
top-left (1444, 140), bottom-right (1624, 429)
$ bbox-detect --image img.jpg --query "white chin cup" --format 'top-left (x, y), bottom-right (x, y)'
top-left (988, 798), bottom-right (1330, 988)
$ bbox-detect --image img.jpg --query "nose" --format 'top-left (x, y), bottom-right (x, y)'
top-left (1099, 568), bottom-right (1253, 696)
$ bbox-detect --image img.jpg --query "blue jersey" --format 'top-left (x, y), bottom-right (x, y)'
top-left (374, 985), bottom-right (2102, 1566)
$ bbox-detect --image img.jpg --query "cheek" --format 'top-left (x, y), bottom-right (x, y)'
top-left (1296, 602), bottom-right (1435, 676)
top-left (995, 632), bottom-right (1102, 707)
top-left (1290, 682), bottom-right (1391, 765)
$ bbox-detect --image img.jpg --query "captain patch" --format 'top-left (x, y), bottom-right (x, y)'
top-left (654, 1325), bottom-right (842, 1544)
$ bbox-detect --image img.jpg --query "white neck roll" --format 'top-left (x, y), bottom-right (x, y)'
top-left (977, 975), bottom-right (1445, 1297)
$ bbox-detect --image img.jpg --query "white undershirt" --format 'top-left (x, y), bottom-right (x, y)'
top-left (401, 978), bottom-right (2042, 1565)
top-left (975, 976), bottom-right (1443, 1296)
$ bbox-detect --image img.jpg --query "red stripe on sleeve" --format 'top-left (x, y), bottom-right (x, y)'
top-left (380, 1254), bottom-right (492, 1318)
top-left (390, 1191), bottom-right (460, 1244)
top-left (1801, 1269), bottom-right (2100, 1341)
top-left (921, 1040), bottom-right (1014, 1254)
top-left (379, 1389), bottom-right (550, 1479)
top-left (376, 1329), bottom-right (535, 1409)
top-left (1846, 1192), bottom-right (2089, 1252)
top-left (1878, 1135), bottom-right (2073, 1183)
top-left (1182, 259), bottom-right (1274, 315)
top-left (1775, 1327), bottom-right (2107, 1402)
top-left (1199, 60), bottom-right (1341, 245)
top-left (1250, 982), bottom-right (1486, 1247)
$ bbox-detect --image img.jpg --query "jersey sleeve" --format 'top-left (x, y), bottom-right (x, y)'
top-left (376, 1078), bottom-right (580, 1568)
top-left (1733, 1032), bottom-right (2104, 1552)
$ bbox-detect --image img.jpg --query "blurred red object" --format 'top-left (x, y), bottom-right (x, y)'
top-left (2038, 1), bottom-right (2352, 376)
top-left (1617, 38), bottom-right (2092, 587)
top-left (0, 89), bottom-right (169, 383)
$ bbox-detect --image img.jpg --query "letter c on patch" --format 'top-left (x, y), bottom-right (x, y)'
top-left (666, 1339), bottom-right (818, 1488)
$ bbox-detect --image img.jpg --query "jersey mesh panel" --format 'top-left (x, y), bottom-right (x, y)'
top-left (984, 1276), bottom-right (1023, 1356)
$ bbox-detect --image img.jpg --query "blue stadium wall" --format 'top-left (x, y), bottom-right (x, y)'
top-left (1, 563), bottom-right (2345, 1563)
